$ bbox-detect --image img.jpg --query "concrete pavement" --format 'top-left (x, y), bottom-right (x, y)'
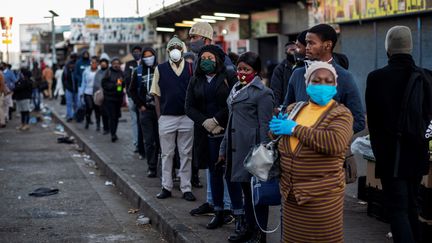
top-left (0, 110), bottom-right (165, 243)
top-left (47, 99), bottom-right (391, 243)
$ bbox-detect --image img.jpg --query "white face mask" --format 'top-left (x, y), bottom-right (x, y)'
top-left (169, 49), bottom-right (182, 62)
top-left (143, 56), bottom-right (155, 67)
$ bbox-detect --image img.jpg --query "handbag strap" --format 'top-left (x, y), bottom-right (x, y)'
top-left (270, 101), bottom-right (307, 145)
top-left (250, 177), bottom-right (280, 233)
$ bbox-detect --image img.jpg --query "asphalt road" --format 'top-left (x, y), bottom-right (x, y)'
top-left (0, 114), bottom-right (165, 243)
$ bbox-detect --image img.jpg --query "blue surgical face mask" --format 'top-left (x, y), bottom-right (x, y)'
top-left (306, 84), bottom-right (337, 106)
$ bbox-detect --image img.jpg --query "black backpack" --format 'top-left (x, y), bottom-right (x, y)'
top-left (397, 67), bottom-right (432, 143)
top-left (394, 67), bottom-right (432, 176)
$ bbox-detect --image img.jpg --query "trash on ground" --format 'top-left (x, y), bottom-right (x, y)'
top-left (57, 136), bottom-right (75, 144)
top-left (105, 181), bottom-right (114, 186)
top-left (58, 181), bottom-right (64, 184)
top-left (351, 135), bottom-right (375, 159)
top-left (18, 196), bottom-right (22, 200)
top-left (89, 171), bottom-right (95, 175)
top-left (0, 168), bottom-right (4, 171)
top-left (54, 131), bottom-right (67, 136)
top-left (131, 174), bottom-right (136, 178)
top-left (72, 154), bottom-right (83, 158)
top-left (55, 124), bottom-right (65, 133)
top-left (29, 117), bottom-right (38, 124)
top-left (136, 215), bottom-right (150, 225)
top-left (128, 208), bottom-right (139, 214)
top-left (28, 187), bottom-right (59, 197)
top-left (357, 201), bottom-right (367, 205)
top-left (386, 232), bottom-right (393, 239)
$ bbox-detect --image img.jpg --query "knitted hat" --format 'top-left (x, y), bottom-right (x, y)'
top-left (189, 22), bottom-right (213, 40)
top-left (198, 45), bottom-right (225, 62)
top-left (385, 26), bottom-right (412, 55)
top-left (304, 61), bottom-right (338, 85)
top-left (167, 35), bottom-right (184, 50)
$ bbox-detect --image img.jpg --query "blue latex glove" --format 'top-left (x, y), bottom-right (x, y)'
top-left (277, 113), bottom-right (288, 120)
top-left (269, 118), bottom-right (297, 136)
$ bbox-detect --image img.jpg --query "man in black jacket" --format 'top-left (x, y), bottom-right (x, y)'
top-left (366, 26), bottom-right (432, 243)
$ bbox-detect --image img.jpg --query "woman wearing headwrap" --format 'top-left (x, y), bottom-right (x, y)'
top-left (270, 61), bottom-right (353, 242)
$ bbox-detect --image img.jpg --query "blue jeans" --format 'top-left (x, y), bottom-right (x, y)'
top-left (32, 89), bottom-right (41, 111)
top-left (207, 169), bottom-right (232, 210)
top-left (127, 97), bottom-right (138, 146)
top-left (65, 90), bottom-right (79, 119)
top-left (206, 136), bottom-right (232, 211)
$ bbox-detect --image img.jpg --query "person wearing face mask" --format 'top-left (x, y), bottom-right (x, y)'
top-left (101, 58), bottom-right (125, 142)
top-left (270, 41), bottom-right (297, 110)
top-left (189, 22), bottom-right (236, 72)
top-left (185, 45), bottom-right (238, 229)
top-left (74, 50), bottom-right (90, 109)
top-left (219, 52), bottom-right (274, 243)
top-left (129, 47), bottom-right (160, 178)
top-left (150, 35), bottom-right (196, 202)
top-left (270, 61), bottom-right (353, 243)
top-left (124, 45), bottom-right (143, 154)
top-left (94, 55), bottom-right (110, 133)
top-left (188, 21), bottom-right (238, 216)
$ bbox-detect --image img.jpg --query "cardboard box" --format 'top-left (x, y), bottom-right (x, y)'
top-left (366, 160), bottom-right (382, 190)
top-left (421, 163), bottom-right (432, 188)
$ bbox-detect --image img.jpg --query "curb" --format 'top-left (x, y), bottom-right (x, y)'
top-left (51, 110), bottom-right (204, 243)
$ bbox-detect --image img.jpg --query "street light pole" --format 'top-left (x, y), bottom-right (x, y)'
top-left (46, 10), bottom-right (59, 66)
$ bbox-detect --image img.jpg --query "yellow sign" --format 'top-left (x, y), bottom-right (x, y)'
top-left (2, 39), bottom-right (12, 44)
top-left (312, 0), bottom-right (432, 24)
top-left (85, 9), bottom-right (99, 18)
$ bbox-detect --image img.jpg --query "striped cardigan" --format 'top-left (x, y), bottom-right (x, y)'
top-left (278, 101), bottom-right (354, 205)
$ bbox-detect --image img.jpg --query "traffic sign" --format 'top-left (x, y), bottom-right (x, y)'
top-left (0, 17), bottom-right (13, 30)
top-left (2, 39), bottom-right (12, 44)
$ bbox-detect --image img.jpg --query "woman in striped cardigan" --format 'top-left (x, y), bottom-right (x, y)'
top-left (270, 61), bottom-right (353, 242)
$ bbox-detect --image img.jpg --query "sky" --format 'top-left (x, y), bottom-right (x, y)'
top-left (0, 0), bottom-right (172, 53)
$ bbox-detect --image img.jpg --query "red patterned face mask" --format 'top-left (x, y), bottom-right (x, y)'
top-left (237, 72), bottom-right (256, 84)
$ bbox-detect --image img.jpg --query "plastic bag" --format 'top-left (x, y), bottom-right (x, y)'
top-left (351, 135), bottom-right (375, 159)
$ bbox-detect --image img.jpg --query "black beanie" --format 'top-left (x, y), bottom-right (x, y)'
top-left (308, 24), bottom-right (337, 49)
top-left (297, 30), bottom-right (308, 46)
top-left (198, 45), bottom-right (225, 62)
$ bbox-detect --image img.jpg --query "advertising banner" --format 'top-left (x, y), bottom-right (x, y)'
top-left (70, 17), bottom-right (152, 44)
top-left (310, 0), bottom-right (432, 24)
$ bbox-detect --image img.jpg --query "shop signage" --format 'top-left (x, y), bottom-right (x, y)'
top-left (311, 0), bottom-right (432, 24)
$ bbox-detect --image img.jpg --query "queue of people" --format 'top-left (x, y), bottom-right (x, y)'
top-left (1, 21), bottom-right (429, 243)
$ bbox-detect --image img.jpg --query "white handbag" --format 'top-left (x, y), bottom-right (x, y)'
top-left (243, 102), bottom-right (305, 181)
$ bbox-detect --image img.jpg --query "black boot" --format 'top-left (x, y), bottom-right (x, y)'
top-left (228, 214), bottom-right (251, 242)
top-left (246, 230), bottom-right (266, 243)
top-left (206, 210), bottom-right (224, 229)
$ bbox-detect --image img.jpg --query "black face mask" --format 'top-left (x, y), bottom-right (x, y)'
top-left (101, 66), bottom-right (108, 70)
top-left (286, 53), bottom-right (295, 64)
top-left (294, 53), bottom-right (305, 62)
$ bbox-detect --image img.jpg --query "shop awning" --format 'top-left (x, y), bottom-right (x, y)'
top-left (149, 0), bottom-right (287, 26)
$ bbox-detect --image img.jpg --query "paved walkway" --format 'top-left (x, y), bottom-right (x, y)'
top-left (0, 109), bottom-right (164, 243)
top-left (47, 100), bottom-right (390, 243)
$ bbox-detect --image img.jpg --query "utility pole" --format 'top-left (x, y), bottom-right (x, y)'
top-left (90, 0), bottom-right (94, 9)
top-left (136, 0), bottom-right (140, 15)
top-left (45, 11), bottom-right (58, 66)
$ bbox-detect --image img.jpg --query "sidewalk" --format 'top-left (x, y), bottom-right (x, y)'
top-left (47, 100), bottom-right (390, 243)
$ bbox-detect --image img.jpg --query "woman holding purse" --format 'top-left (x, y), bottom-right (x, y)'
top-left (219, 52), bottom-right (274, 243)
top-left (270, 61), bottom-right (353, 242)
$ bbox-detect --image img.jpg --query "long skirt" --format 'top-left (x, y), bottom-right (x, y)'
top-left (282, 193), bottom-right (344, 243)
